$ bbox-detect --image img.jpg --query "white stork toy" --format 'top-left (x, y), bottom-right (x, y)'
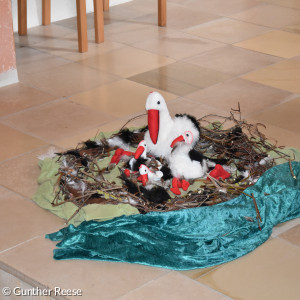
top-left (138, 164), bottom-right (163, 187)
top-left (168, 130), bottom-right (230, 195)
top-left (144, 92), bottom-right (201, 159)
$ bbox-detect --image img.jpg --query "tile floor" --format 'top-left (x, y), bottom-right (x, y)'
top-left (1, 0), bottom-right (300, 299)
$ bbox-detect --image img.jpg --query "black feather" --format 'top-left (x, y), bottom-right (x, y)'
top-left (116, 128), bottom-right (137, 144)
top-left (188, 149), bottom-right (205, 163)
top-left (175, 113), bottom-right (201, 136)
top-left (84, 140), bottom-right (101, 149)
top-left (189, 149), bottom-right (228, 165)
top-left (141, 186), bottom-right (170, 204)
top-left (160, 165), bottom-right (173, 180)
top-left (120, 171), bottom-right (170, 204)
top-left (130, 157), bottom-right (148, 172)
top-left (57, 149), bottom-right (81, 158)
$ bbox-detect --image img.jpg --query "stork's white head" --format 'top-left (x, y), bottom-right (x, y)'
top-left (145, 92), bottom-right (169, 145)
top-left (134, 140), bottom-right (147, 159)
top-left (139, 164), bottom-right (151, 186)
top-left (146, 92), bottom-right (168, 111)
top-left (170, 131), bottom-right (195, 148)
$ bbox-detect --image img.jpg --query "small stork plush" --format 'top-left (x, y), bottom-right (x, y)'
top-left (138, 164), bottom-right (163, 187)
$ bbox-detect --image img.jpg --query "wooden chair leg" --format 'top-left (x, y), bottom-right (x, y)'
top-left (42, 0), bottom-right (51, 25)
top-left (103, 0), bottom-right (109, 11)
top-left (76, 0), bottom-right (88, 53)
top-left (158, 0), bottom-right (166, 27)
top-left (18, 0), bottom-right (27, 35)
top-left (94, 0), bottom-right (104, 43)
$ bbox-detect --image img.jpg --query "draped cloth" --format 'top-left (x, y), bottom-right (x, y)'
top-left (46, 162), bottom-right (300, 270)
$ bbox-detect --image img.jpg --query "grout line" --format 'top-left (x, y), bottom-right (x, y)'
top-left (276, 236), bottom-right (300, 250)
top-left (114, 270), bottom-right (171, 300)
top-left (0, 236), bottom-right (41, 255)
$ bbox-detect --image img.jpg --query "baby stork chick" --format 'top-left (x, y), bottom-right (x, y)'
top-left (168, 130), bottom-right (209, 195)
top-left (138, 164), bottom-right (163, 187)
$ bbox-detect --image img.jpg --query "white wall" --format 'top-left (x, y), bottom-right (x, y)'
top-left (11, 0), bottom-right (131, 32)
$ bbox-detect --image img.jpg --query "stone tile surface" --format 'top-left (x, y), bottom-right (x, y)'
top-left (232, 3), bottom-right (300, 28)
top-left (2, 99), bottom-right (114, 143)
top-left (250, 97), bottom-right (300, 134)
top-left (242, 60), bottom-right (300, 94)
top-left (185, 18), bottom-right (269, 44)
top-left (198, 238), bottom-right (300, 300)
top-left (79, 46), bottom-right (175, 77)
top-left (185, 45), bottom-right (281, 76)
top-left (0, 83), bottom-right (56, 117)
top-left (133, 32), bottom-right (224, 60)
top-left (0, 124), bottom-right (46, 162)
top-left (235, 30), bottom-right (300, 59)
top-left (129, 61), bottom-right (232, 96)
top-left (69, 79), bottom-right (177, 117)
top-left (186, 78), bottom-right (291, 116)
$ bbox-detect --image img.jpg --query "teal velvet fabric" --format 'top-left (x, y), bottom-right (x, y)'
top-left (46, 162), bottom-right (300, 270)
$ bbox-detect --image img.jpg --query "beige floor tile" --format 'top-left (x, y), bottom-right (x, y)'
top-left (54, 116), bottom-right (150, 149)
top-left (198, 238), bottom-right (300, 300)
top-left (167, 98), bottom-right (228, 120)
top-left (186, 78), bottom-right (291, 116)
top-left (0, 124), bottom-right (46, 162)
top-left (279, 224), bottom-right (300, 247)
top-left (20, 62), bottom-right (120, 97)
top-left (263, 0), bottom-right (300, 10)
top-left (104, 22), bottom-right (174, 45)
top-left (118, 272), bottom-right (227, 300)
top-left (0, 191), bottom-right (64, 252)
top-left (14, 24), bottom-right (75, 46)
top-left (232, 3), bottom-right (300, 28)
top-left (246, 117), bottom-right (300, 149)
top-left (79, 46), bottom-right (175, 78)
top-left (70, 79), bottom-right (177, 118)
top-left (32, 32), bottom-right (124, 62)
top-left (180, 266), bottom-right (220, 280)
top-left (242, 60), bottom-right (300, 94)
top-left (185, 18), bottom-right (269, 44)
top-left (283, 23), bottom-right (300, 35)
top-left (132, 2), bottom-right (219, 30)
top-left (235, 30), bottom-right (300, 59)
top-left (2, 99), bottom-right (114, 143)
top-left (272, 219), bottom-right (300, 237)
top-left (250, 97), bottom-right (300, 134)
top-left (0, 237), bottom-right (168, 300)
top-left (0, 146), bottom-right (61, 199)
top-left (0, 83), bottom-right (56, 117)
top-left (182, 0), bottom-right (261, 17)
top-left (185, 45), bottom-right (281, 76)
top-left (133, 32), bottom-right (224, 60)
top-left (129, 61), bottom-right (232, 96)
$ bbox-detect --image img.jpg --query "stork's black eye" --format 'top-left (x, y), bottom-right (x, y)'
top-left (157, 101), bottom-right (160, 104)
top-left (186, 134), bottom-right (189, 137)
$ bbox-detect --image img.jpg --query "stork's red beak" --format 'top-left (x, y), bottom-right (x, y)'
top-left (148, 109), bottom-right (159, 144)
top-left (134, 145), bottom-right (145, 159)
top-left (140, 174), bottom-right (148, 186)
top-left (170, 135), bottom-right (184, 148)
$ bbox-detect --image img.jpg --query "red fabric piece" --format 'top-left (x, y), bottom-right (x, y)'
top-left (124, 169), bottom-right (131, 177)
top-left (208, 164), bottom-right (230, 180)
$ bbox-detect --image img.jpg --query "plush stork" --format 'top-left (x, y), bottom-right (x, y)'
top-left (138, 164), bottom-right (163, 187)
top-left (169, 131), bottom-right (230, 195)
top-left (144, 92), bottom-right (201, 159)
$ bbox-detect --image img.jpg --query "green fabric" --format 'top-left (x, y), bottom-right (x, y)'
top-left (46, 162), bottom-right (300, 270)
top-left (32, 157), bottom-right (139, 226)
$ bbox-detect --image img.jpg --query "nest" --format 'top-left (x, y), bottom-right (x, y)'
top-left (52, 108), bottom-right (293, 224)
